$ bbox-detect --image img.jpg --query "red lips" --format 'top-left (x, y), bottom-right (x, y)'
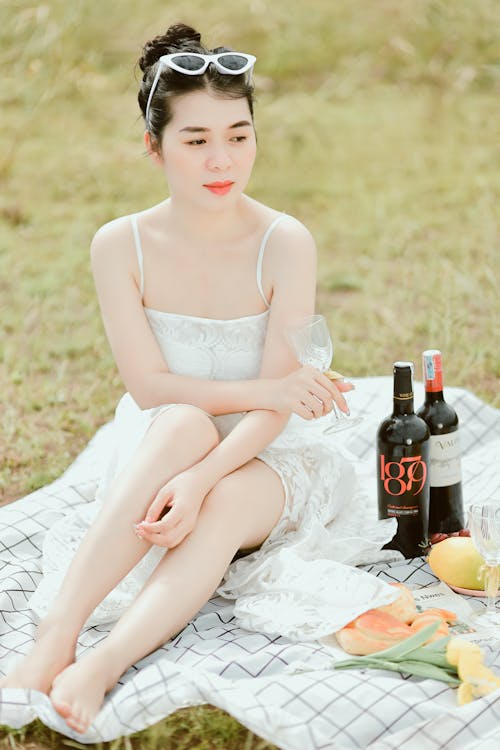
top-left (203, 180), bottom-right (234, 195)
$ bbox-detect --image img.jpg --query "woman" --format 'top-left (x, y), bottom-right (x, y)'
top-left (0, 23), bottom-right (396, 733)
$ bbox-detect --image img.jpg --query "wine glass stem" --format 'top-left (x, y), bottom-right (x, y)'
top-left (485, 564), bottom-right (500, 614)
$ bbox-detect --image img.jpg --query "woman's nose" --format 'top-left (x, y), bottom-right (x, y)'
top-left (206, 145), bottom-right (231, 171)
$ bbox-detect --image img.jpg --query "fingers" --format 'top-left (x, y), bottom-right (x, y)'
top-left (135, 501), bottom-right (194, 548)
top-left (299, 368), bottom-right (351, 417)
top-left (301, 393), bottom-right (326, 419)
top-left (135, 519), bottom-right (184, 548)
top-left (335, 380), bottom-right (355, 392)
top-left (294, 386), bottom-right (331, 420)
top-left (288, 365), bottom-right (354, 420)
top-left (330, 388), bottom-right (349, 415)
top-left (315, 372), bottom-right (350, 415)
top-left (145, 485), bottom-right (173, 522)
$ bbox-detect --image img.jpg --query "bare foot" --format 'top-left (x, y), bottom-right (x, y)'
top-left (0, 625), bottom-right (76, 693)
top-left (49, 651), bottom-right (117, 734)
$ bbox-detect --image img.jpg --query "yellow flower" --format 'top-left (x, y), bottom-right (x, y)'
top-left (446, 637), bottom-right (500, 704)
top-left (457, 682), bottom-right (474, 706)
top-left (446, 637), bottom-right (481, 667)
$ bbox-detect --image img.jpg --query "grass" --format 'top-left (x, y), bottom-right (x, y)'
top-left (0, 0), bottom-right (498, 747)
top-left (0, 707), bottom-right (276, 749)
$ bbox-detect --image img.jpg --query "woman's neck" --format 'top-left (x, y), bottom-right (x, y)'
top-left (164, 195), bottom-right (253, 247)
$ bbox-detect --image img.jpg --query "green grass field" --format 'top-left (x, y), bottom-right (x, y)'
top-left (0, 0), bottom-right (498, 747)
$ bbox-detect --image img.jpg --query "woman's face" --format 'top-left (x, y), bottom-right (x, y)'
top-left (155, 90), bottom-right (257, 210)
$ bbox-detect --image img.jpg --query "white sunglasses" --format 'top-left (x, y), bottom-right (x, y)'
top-left (145, 52), bottom-right (256, 128)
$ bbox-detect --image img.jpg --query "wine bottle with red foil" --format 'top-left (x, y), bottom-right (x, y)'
top-left (416, 349), bottom-right (464, 534)
top-left (377, 362), bottom-right (430, 558)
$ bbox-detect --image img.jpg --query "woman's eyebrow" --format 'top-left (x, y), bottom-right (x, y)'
top-left (179, 120), bottom-right (252, 133)
top-left (229, 120), bottom-right (252, 129)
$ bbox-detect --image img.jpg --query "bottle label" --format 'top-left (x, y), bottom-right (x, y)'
top-left (380, 454), bottom-right (428, 501)
top-left (429, 432), bottom-right (462, 487)
top-left (423, 351), bottom-right (443, 392)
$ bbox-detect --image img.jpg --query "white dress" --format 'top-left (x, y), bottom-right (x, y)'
top-left (28, 214), bottom-right (400, 641)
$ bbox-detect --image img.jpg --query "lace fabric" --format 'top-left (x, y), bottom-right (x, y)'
top-left (29, 307), bottom-right (400, 638)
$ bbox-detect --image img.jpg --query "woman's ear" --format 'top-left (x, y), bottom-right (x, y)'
top-left (144, 130), bottom-right (163, 166)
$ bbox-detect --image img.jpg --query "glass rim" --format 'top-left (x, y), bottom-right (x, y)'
top-left (287, 314), bottom-right (326, 329)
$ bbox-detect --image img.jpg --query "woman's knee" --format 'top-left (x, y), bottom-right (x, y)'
top-left (203, 474), bottom-right (241, 518)
top-left (147, 404), bottom-right (220, 452)
top-left (202, 462), bottom-right (285, 538)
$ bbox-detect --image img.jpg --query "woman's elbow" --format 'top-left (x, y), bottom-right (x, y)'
top-left (126, 374), bottom-right (162, 410)
top-left (133, 393), bottom-right (158, 410)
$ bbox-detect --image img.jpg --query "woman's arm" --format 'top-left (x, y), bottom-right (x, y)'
top-left (91, 218), bottom-right (269, 413)
top-left (185, 217), bottom-right (347, 489)
top-left (91, 216), bottom-right (344, 417)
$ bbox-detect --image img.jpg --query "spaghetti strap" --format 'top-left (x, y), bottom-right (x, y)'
top-left (130, 214), bottom-right (144, 299)
top-left (256, 214), bottom-right (287, 307)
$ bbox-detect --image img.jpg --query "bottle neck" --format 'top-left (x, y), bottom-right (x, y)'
top-left (392, 363), bottom-right (414, 415)
top-left (424, 389), bottom-right (444, 404)
top-left (393, 395), bottom-right (415, 415)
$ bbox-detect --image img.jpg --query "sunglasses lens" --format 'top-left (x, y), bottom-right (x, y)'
top-left (171, 54), bottom-right (206, 72)
top-left (217, 53), bottom-right (250, 71)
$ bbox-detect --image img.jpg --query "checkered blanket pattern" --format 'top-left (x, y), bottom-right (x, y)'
top-left (1, 377), bottom-right (499, 748)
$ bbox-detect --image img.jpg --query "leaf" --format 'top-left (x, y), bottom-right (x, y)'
top-left (395, 659), bottom-right (460, 684)
top-left (343, 621), bottom-right (441, 663)
top-left (421, 635), bottom-right (450, 652)
top-left (335, 656), bottom-right (460, 684)
top-left (404, 648), bottom-right (454, 670)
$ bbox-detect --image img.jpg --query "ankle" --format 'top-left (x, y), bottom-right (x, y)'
top-left (89, 645), bottom-right (128, 690)
top-left (36, 615), bottom-right (79, 646)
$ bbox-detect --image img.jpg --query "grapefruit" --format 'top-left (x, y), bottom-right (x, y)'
top-left (427, 536), bottom-right (488, 590)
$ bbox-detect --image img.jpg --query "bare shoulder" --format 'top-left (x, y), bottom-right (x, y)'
top-left (90, 214), bottom-right (136, 277)
top-left (90, 214), bottom-right (133, 257)
top-left (265, 213), bottom-right (317, 272)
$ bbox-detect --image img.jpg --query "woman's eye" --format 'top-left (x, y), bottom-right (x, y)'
top-left (230, 136), bottom-right (247, 143)
top-left (186, 139), bottom-right (206, 146)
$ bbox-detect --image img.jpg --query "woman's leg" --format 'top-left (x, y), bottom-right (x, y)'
top-left (0, 405), bottom-right (219, 692)
top-left (49, 459), bottom-right (285, 733)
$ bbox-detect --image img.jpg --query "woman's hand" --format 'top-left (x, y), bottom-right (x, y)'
top-left (134, 469), bottom-right (211, 548)
top-left (266, 365), bottom-right (354, 420)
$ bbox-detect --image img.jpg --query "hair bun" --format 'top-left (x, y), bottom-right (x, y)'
top-left (138, 23), bottom-right (202, 72)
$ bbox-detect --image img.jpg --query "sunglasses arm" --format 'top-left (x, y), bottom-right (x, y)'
top-left (145, 61), bottom-right (165, 129)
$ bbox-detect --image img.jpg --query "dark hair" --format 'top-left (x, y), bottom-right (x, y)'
top-left (137, 23), bottom-right (255, 149)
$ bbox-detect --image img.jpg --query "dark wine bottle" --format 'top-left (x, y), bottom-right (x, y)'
top-left (416, 349), bottom-right (464, 534)
top-left (377, 362), bottom-right (430, 558)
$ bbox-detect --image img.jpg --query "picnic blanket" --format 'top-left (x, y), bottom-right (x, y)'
top-left (1, 376), bottom-right (499, 749)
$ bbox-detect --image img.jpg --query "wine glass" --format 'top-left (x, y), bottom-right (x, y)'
top-left (285, 314), bottom-right (363, 433)
top-left (468, 502), bottom-right (500, 627)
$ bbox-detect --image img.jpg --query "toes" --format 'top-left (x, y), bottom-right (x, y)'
top-left (51, 692), bottom-right (87, 733)
top-left (50, 694), bottom-right (73, 719)
top-left (67, 713), bottom-right (87, 734)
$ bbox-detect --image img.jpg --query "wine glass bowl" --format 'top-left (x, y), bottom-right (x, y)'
top-left (467, 502), bottom-right (500, 626)
top-left (285, 315), bottom-right (333, 371)
top-left (285, 315), bottom-right (362, 434)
